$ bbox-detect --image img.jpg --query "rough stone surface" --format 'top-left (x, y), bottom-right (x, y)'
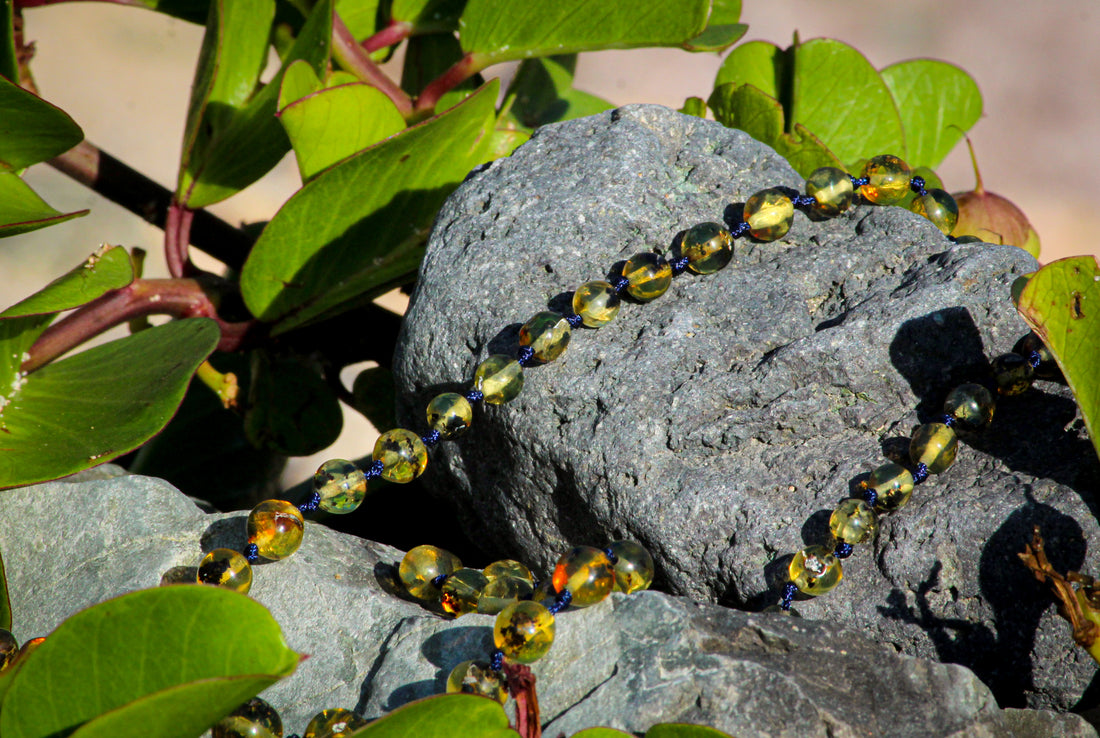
top-left (2, 470), bottom-right (1096, 737)
top-left (393, 104), bottom-right (1100, 711)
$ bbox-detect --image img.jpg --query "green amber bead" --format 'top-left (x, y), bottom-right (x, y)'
top-left (862, 462), bottom-right (914, 513)
top-left (373, 428), bottom-right (428, 484)
top-left (681, 222), bottom-right (733, 274)
top-left (805, 166), bottom-right (854, 215)
top-left (1014, 332), bottom-right (1061, 381)
top-left (622, 252), bottom-right (672, 302)
top-left (484, 559), bottom-right (534, 584)
top-left (247, 499), bottom-right (304, 561)
top-left (399, 544), bottom-right (462, 600)
top-left (743, 187), bottom-right (794, 241)
top-left (991, 352), bottom-right (1035, 396)
top-left (197, 548), bottom-right (252, 594)
top-left (426, 392), bottom-right (473, 439)
top-left (828, 499), bottom-right (878, 545)
top-left (910, 422), bottom-right (958, 474)
top-left (477, 575), bottom-right (535, 615)
top-left (944, 383), bottom-right (995, 432)
top-left (213, 697), bottom-right (283, 738)
top-left (441, 567), bottom-right (489, 617)
top-left (446, 660), bottom-right (508, 704)
top-left (0, 629), bottom-right (18, 672)
top-left (303, 708), bottom-right (366, 738)
top-left (607, 540), bottom-right (655, 593)
top-left (312, 459), bottom-right (367, 514)
top-left (572, 280), bottom-right (621, 327)
top-left (860, 154), bottom-right (911, 205)
top-left (910, 188), bottom-right (959, 235)
top-left (519, 311), bottom-right (572, 362)
top-left (551, 545), bottom-right (614, 607)
top-left (494, 600), bottom-right (555, 664)
top-left (789, 545), bottom-right (843, 596)
top-left (474, 354), bottom-right (524, 404)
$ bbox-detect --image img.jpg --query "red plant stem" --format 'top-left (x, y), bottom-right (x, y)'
top-left (362, 20), bottom-right (412, 53)
top-left (504, 663), bottom-right (540, 738)
top-left (414, 53), bottom-right (482, 117)
top-left (165, 198), bottom-right (195, 278)
top-left (331, 13), bottom-right (414, 119)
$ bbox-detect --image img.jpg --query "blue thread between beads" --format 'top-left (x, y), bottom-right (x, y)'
top-left (780, 582), bottom-right (797, 611)
top-left (1027, 350), bottom-right (1042, 369)
top-left (861, 486), bottom-right (878, 508)
top-left (432, 573), bottom-right (449, 588)
top-left (850, 175), bottom-right (869, 187)
top-left (913, 463), bottom-right (929, 484)
top-left (833, 542), bottom-right (853, 559)
top-left (909, 176), bottom-right (927, 196)
top-left (518, 346), bottom-right (536, 366)
top-left (941, 414), bottom-right (956, 429)
top-left (791, 194), bottom-right (816, 208)
top-left (244, 543), bottom-right (259, 564)
top-left (297, 491), bottom-right (321, 513)
top-left (612, 275), bottom-right (630, 295)
top-left (465, 389), bottom-right (484, 403)
top-left (566, 313), bottom-right (583, 328)
top-left (603, 546), bottom-right (619, 565)
top-left (671, 255), bottom-right (690, 275)
top-left (548, 588), bottom-right (573, 614)
top-left (422, 430), bottom-right (442, 447)
top-left (731, 221), bottom-right (751, 238)
top-left (490, 650), bottom-right (504, 671)
top-left (367, 460), bottom-right (384, 479)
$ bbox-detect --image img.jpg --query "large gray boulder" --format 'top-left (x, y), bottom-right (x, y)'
top-left (393, 104), bottom-right (1100, 710)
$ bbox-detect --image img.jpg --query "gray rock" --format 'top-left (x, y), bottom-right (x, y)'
top-left (2, 471), bottom-right (1095, 737)
top-left (393, 104), bottom-right (1100, 710)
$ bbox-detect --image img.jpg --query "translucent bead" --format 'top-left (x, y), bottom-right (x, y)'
top-left (477, 575), bottom-right (535, 615)
top-left (483, 559), bottom-right (534, 584)
top-left (441, 567), bottom-right (489, 617)
top-left (910, 422), bottom-right (958, 474)
top-left (991, 352), bottom-right (1035, 396)
top-left (399, 544), bottom-right (462, 600)
top-left (197, 548), bottom-right (252, 594)
top-left (247, 499), bottom-right (304, 561)
top-left (607, 540), bottom-right (655, 593)
top-left (910, 188), bottom-right (959, 234)
top-left (572, 280), bottom-right (621, 327)
top-left (0, 629), bottom-right (18, 672)
top-left (805, 166), bottom-right (854, 215)
top-left (493, 600), bottom-right (555, 664)
top-left (446, 660), bottom-right (508, 704)
top-left (474, 354), bottom-right (524, 404)
top-left (373, 428), bottom-right (428, 484)
top-left (1014, 332), bottom-right (1061, 381)
top-left (681, 222), bottom-right (733, 274)
top-left (622, 252), bottom-right (672, 302)
top-left (860, 154), bottom-right (911, 205)
top-left (828, 499), bottom-right (878, 544)
top-left (519, 311), bottom-right (572, 362)
top-left (551, 545), bottom-right (614, 607)
top-left (213, 697), bottom-right (283, 738)
top-left (426, 392), bottom-right (473, 439)
top-left (303, 708), bottom-right (366, 738)
top-left (743, 187), bottom-right (794, 241)
top-left (861, 462), bottom-right (914, 513)
top-left (789, 545), bottom-right (843, 596)
top-left (943, 383), bottom-right (995, 432)
top-left (312, 459), bottom-right (367, 514)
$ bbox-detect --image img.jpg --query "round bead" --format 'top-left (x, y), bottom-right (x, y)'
top-left (943, 383), bottom-right (995, 432)
top-left (991, 352), bottom-right (1035, 396)
top-left (860, 154), bottom-right (911, 205)
top-left (312, 459), bottom-right (367, 514)
top-left (474, 354), bottom-right (524, 404)
top-left (789, 545), bottom-right (843, 596)
top-left (1014, 332), bottom-right (1061, 381)
top-left (607, 540), bottom-right (655, 593)
top-left (484, 559), bottom-right (534, 584)
top-left (426, 392), bottom-right (473, 439)
top-left (910, 188), bottom-right (959, 234)
top-left (399, 544), bottom-right (462, 600)
top-left (572, 280), bottom-right (621, 327)
top-left (909, 422), bottom-right (958, 474)
top-left (446, 660), bottom-right (508, 704)
top-left (828, 499), bottom-right (878, 545)
top-left (440, 567), bottom-right (489, 617)
top-left (0, 629), bottom-right (18, 672)
top-left (743, 187), bottom-right (794, 241)
top-left (805, 166), bottom-right (854, 215)
top-left (197, 548), bottom-right (252, 594)
top-left (551, 545), bottom-right (614, 607)
top-left (681, 222), bottom-right (733, 274)
top-left (622, 252), bottom-right (672, 302)
top-left (862, 462), bottom-right (915, 513)
top-left (477, 575), bottom-right (536, 615)
top-left (519, 311), bottom-right (572, 363)
top-left (213, 697), bottom-right (283, 738)
top-left (303, 708), bottom-right (366, 738)
top-left (373, 428), bottom-right (428, 483)
top-left (247, 499), bottom-right (304, 561)
top-left (493, 600), bottom-right (556, 664)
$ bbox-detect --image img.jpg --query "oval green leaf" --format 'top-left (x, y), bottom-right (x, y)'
top-left (337, 0), bottom-right (383, 40)
top-left (502, 55), bottom-right (614, 132)
top-left (0, 75), bottom-right (83, 170)
top-left (243, 350), bottom-right (343, 455)
top-left (572, 729), bottom-right (634, 738)
top-left (646, 724), bottom-right (735, 738)
top-left (0, 171), bottom-right (88, 238)
top-left (392, 0), bottom-right (464, 32)
top-left (0, 586), bottom-right (299, 738)
top-left (0, 245), bottom-right (134, 319)
top-left (348, 694), bottom-right (518, 738)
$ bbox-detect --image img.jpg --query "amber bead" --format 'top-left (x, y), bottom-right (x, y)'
top-left (312, 459), bottom-right (367, 514)
top-left (805, 166), bottom-right (854, 215)
top-left (862, 462), bottom-right (914, 513)
top-left (572, 281), bottom-right (621, 327)
top-left (441, 567), bottom-right (489, 617)
top-left (607, 540), bottom-right (655, 593)
top-left (213, 697), bottom-right (283, 738)
top-left (991, 352), bottom-right (1035, 396)
top-left (477, 575), bottom-right (535, 615)
top-left (519, 311), bottom-right (572, 362)
top-left (474, 354), bottom-right (524, 404)
top-left (681, 222), bottom-right (733, 274)
top-left (943, 383), bottom-right (995, 432)
top-left (484, 559), bottom-right (534, 584)
top-left (622, 252), bottom-right (672, 302)
top-left (446, 660), bottom-right (507, 703)
top-left (829, 499), bottom-right (878, 545)
top-left (426, 392), bottom-right (473, 439)
top-left (1014, 332), bottom-right (1061, 381)
top-left (789, 545), bottom-right (842, 596)
top-left (494, 600), bottom-right (556, 664)
top-left (551, 545), bottom-right (614, 607)
top-left (399, 544), bottom-right (462, 600)
top-left (910, 422), bottom-right (958, 474)
top-left (743, 187), bottom-right (794, 241)
top-left (197, 548), bottom-right (252, 594)
top-left (910, 188), bottom-right (959, 234)
top-left (303, 708), bottom-right (366, 738)
top-left (0, 629), bottom-right (17, 672)
top-left (247, 499), bottom-right (304, 561)
top-left (860, 155), bottom-right (911, 205)
top-left (373, 428), bottom-right (428, 483)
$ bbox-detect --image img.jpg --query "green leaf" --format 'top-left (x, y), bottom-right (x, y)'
top-left (0, 318), bottom-right (220, 489)
top-left (278, 58), bottom-right (324, 108)
top-left (682, 0), bottom-right (745, 53)
top-left (0, 586), bottom-right (299, 738)
top-left (0, 546), bottom-right (10, 631)
top-left (0, 171), bottom-right (88, 238)
top-left (0, 245), bottom-right (134, 319)
top-left (679, 96), bottom-right (706, 118)
top-left (0, 75), bottom-right (83, 170)
top-left (1015, 256), bottom-right (1100, 464)
top-left (401, 32), bottom-right (470, 97)
top-left (243, 350), bottom-right (342, 455)
top-left (645, 724), bottom-right (735, 738)
top-left (240, 80), bottom-right (499, 334)
top-left (572, 729), bottom-right (634, 738)
top-left (0, 0), bottom-right (16, 84)
top-left (337, 0), bottom-right (382, 40)
top-left (391, 0), bottom-right (465, 32)
top-left (502, 55), bottom-right (614, 132)
top-left (348, 694), bottom-right (518, 738)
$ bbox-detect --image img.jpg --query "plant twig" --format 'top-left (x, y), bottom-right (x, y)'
top-left (414, 53), bottom-right (481, 117)
top-left (195, 360), bottom-right (240, 409)
top-left (165, 198), bottom-right (195, 278)
top-left (503, 662), bottom-right (540, 738)
top-left (362, 20), bottom-right (412, 53)
top-left (331, 12), bottom-right (414, 119)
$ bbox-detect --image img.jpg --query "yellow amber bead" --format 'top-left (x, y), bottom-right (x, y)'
top-left (910, 188), bottom-right (959, 234)
top-left (862, 462), bottom-right (914, 513)
top-left (483, 559), bottom-right (534, 584)
top-left (247, 499), bottom-right (304, 561)
top-left (197, 548), bottom-right (252, 594)
top-left (743, 187), bottom-right (794, 241)
top-left (474, 355), bottom-right (524, 404)
top-left (0, 629), bottom-right (18, 672)
top-left (805, 166), bottom-right (854, 215)
top-left (622, 252), bottom-right (672, 302)
top-left (446, 660), bottom-right (507, 704)
top-left (910, 422), bottom-right (958, 474)
top-left (519, 311), bottom-right (572, 362)
top-left (494, 600), bottom-right (555, 664)
top-left (477, 575), bottom-right (535, 615)
top-left (681, 222), bottom-right (733, 274)
top-left (608, 540), bottom-right (655, 593)
top-left (441, 567), bottom-right (489, 617)
top-left (1014, 332), bottom-right (1061, 381)
top-left (943, 383), bottom-right (995, 432)
top-left (213, 697), bottom-right (282, 738)
top-left (828, 499), bottom-right (878, 544)
top-left (991, 352), bottom-right (1035, 396)
top-left (373, 428), bottom-right (428, 483)
top-left (313, 458), bottom-right (367, 514)
top-left (551, 545), bottom-right (614, 607)
top-left (399, 544), bottom-right (462, 600)
top-left (572, 281), bottom-right (621, 327)
top-left (860, 154), bottom-right (911, 205)
top-left (789, 545), bottom-right (842, 596)
top-left (303, 708), bottom-right (366, 738)
top-left (426, 392), bottom-right (473, 439)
